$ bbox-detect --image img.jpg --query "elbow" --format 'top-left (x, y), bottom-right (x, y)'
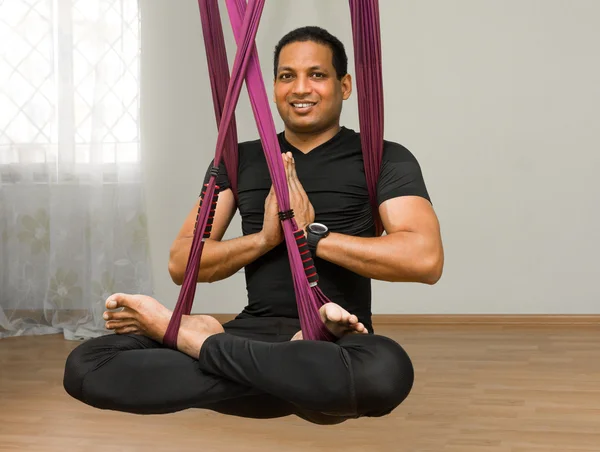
top-left (168, 244), bottom-right (188, 286)
top-left (421, 248), bottom-right (444, 285)
top-left (422, 264), bottom-right (443, 285)
top-left (168, 259), bottom-right (184, 286)
top-left (168, 247), bottom-right (214, 285)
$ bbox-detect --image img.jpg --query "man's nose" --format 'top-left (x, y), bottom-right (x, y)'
top-left (292, 75), bottom-right (312, 96)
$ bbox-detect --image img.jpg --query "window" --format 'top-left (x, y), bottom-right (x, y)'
top-left (0, 0), bottom-right (140, 166)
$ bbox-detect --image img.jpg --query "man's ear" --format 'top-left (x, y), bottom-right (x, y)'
top-left (341, 74), bottom-right (352, 100)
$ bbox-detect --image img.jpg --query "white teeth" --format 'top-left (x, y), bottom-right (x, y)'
top-left (292, 103), bottom-right (315, 108)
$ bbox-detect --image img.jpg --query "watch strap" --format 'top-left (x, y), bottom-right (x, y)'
top-left (306, 230), bottom-right (321, 254)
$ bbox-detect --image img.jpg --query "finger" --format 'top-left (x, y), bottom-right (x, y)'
top-left (348, 315), bottom-right (358, 325)
top-left (289, 153), bottom-right (299, 181)
top-left (284, 153), bottom-right (293, 186)
top-left (287, 154), bottom-right (298, 189)
top-left (288, 155), bottom-right (307, 197)
top-left (265, 186), bottom-right (273, 208)
top-left (272, 186), bottom-right (280, 208)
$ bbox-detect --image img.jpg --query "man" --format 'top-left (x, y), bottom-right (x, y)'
top-left (64, 26), bottom-right (443, 424)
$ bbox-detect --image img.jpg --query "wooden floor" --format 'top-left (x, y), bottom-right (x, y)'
top-left (1, 324), bottom-right (600, 452)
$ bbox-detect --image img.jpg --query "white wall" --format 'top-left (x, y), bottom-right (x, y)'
top-left (140, 0), bottom-right (600, 314)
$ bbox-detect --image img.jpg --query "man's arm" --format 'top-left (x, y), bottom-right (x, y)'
top-left (316, 196), bottom-right (444, 284)
top-left (282, 152), bottom-right (444, 285)
top-left (168, 187), bottom-right (282, 285)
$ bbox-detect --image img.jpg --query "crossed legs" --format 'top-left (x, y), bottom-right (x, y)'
top-left (63, 294), bottom-right (414, 422)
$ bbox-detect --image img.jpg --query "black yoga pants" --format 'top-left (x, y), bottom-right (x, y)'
top-left (63, 316), bottom-right (414, 424)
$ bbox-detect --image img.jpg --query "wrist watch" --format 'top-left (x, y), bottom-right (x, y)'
top-left (306, 222), bottom-right (330, 255)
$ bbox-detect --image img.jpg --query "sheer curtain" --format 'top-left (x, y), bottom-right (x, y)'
top-left (0, 0), bottom-right (152, 340)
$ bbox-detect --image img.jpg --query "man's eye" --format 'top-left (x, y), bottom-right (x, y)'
top-left (311, 73), bottom-right (325, 78)
top-left (279, 74), bottom-right (292, 80)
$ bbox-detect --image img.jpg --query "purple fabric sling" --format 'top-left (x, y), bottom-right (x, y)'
top-left (350, 0), bottom-right (385, 237)
top-left (164, 0), bottom-right (383, 347)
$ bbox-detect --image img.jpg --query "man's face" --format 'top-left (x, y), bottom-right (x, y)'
top-left (274, 41), bottom-right (351, 134)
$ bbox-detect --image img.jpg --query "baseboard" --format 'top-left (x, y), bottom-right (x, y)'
top-left (370, 314), bottom-right (600, 325)
top-left (208, 314), bottom-right (600, 326)
top-left (5, 310), bottom-right (597, 327)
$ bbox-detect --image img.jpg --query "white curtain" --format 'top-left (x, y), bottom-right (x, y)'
top-left (0, 0), bottom-right (152, 340)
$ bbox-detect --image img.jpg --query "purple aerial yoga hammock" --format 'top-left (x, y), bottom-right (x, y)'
top-left (164, 0), bottom-right (384, 347)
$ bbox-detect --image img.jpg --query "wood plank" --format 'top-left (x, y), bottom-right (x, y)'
top-left (371, 314), bottom-right (600, 325)
top-left (1, 324), bottom-right (600, 451)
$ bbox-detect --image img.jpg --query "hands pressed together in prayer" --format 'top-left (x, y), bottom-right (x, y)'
top-left (260, 152), bottom-right (314, 248)
top-left (258, 153), bottom-right (369, 338)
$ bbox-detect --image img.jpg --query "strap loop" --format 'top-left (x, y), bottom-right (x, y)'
top-left (278, 209), bottom-right (294, 221)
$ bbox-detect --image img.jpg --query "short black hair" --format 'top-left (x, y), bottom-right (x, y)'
top-left (273, 26), bottom-right (348, 80)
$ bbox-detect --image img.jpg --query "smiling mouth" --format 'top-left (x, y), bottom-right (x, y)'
top-left (290, 101), bottom-right (317, 111)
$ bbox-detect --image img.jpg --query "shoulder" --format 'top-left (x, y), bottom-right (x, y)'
top-left (382, 140), bottom-right (420, 164)
top-left (238, 137), bottom-right (263, 154)
top-left (379, 140), bottom-right (426, 179)
top-left (237, 137), bottom-right (267, 172)
top-left (376, 139), bottom-right (431, 205)
top-left (343, 127), bottom-right (419, 164)
top-left (339, 127), bottom-right (362, 148)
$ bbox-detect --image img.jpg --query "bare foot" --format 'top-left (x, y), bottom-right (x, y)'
top-left (177, 314), bottom-right (224, 358)
top-left (103, 293), bottom-right (224, 358)
top-left (290, 302), bottom-right (368, 341)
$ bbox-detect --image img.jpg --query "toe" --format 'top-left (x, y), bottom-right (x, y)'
top-left (104, 308), bottom-right (135, 321)
top-left (106, 319), bottom-right (137, 330)
top-left (105, 297), bottom-right (117, 310)
top-left (105, 293), bottom-right (124, 310)
top-left (337, 307), bottom-right (351, 324)
top-left (106, 293), bottom-right (136, 311)
top-left (323, 303), bottom-right (343, 323)
top-left (341, 312), bottom-right (351, 324)
top-left (105, 320), bottom-right (121, 330)
top-left (115, 325), bottom-right (140, 335)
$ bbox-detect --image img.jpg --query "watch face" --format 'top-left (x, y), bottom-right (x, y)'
top-left (309, 223), bottom-right (328, 234)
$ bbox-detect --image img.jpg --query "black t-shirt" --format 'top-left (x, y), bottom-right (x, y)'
top-left (203, 127), bottom-right (430, 332)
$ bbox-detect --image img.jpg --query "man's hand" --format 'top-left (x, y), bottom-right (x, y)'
top-left (283, 152), bottom-right (315, 231)
top-left (258, 185), bottom-right (284, 250)
top-left (258, 152), bottom-right (315, 250)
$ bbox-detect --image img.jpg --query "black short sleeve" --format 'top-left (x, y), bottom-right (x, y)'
top-left (202, 159), bottom-right (231, 191)
top-left (377, 142), bottom-right (431, 206)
